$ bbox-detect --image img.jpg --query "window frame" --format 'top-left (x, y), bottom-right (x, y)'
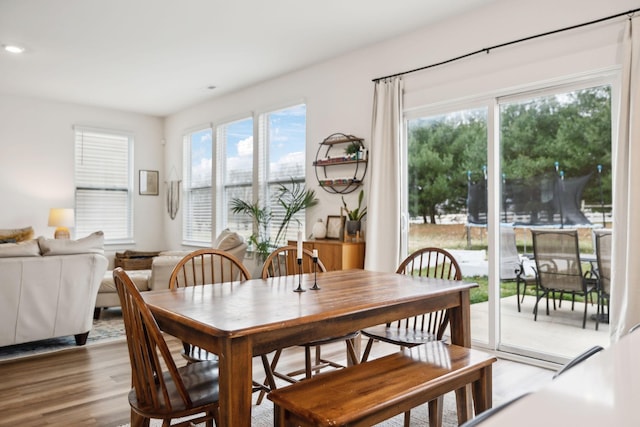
top-left (182, 125), bottom-right (214, 246)
top-left (74, 125), bottom-right (134, 245)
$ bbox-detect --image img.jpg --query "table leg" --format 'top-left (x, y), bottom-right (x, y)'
top-left (449, 290), bottom-right (473, 417)
top-left (218, 337), bottom-right (253, 427)
top-left (448, 290), bottom-right (471, 347)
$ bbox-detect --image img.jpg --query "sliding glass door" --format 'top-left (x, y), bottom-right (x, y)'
top-left (404, 74), bottom-right (615, 362)
top-left (406, 105), bottom-right (489, 345)
top-left (497, 81), bottom-right (612, 361)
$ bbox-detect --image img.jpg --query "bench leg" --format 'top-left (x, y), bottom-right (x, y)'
top-left (455, 386), bottom-right (470, 424)
top-left (427, 395), bottom-right (444, 427)
top-left (273, 403), bottom-right (284, 427)
top-left (471, 365), bottom-right (494, 415)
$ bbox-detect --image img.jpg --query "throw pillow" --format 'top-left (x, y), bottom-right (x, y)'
top-left (215, 229), bottom-right (245, 251)
top-left (38, 231), bottom-right (105, 256)
top-left (0, 239), bottom-right (41, 258)
top-left (0, 226), bottom-right (34, 243)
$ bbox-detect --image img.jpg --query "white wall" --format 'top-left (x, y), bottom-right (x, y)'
top-left (0, 0), bottom-right (633, 253)
top-left (0, 94), bottom-right (165, 255)
top-left (163, 0), bottom-right (636, 249)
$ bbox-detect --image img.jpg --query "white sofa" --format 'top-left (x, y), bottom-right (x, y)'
top-left (0, 232), bottom-right (108, 347)
top-left (95, 229), bottom-right (248, 316)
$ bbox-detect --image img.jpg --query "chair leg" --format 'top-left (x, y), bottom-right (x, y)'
top-left (305, 346), bottom-right (313, 379)
top-left (360, 337), bottom-right (375, 363)
top-left (346, 339), bottom-right (359, 366)
top-left (516, 278), bottom-right (522, 313)
top-left (595, 293), bottom-right (601, 331)
top-left (533, 290), bottom-right (545, 321)
top-left (582, 292), bottom-right (588, 329)
top-left (256, 351), bottom-right (280, 405)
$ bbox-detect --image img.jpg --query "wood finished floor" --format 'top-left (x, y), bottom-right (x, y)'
top-left (0, 334), bottom-right (554, 426)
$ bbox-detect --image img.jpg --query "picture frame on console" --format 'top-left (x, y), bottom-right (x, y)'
top-left (326, 215), bottom-right (345, 240)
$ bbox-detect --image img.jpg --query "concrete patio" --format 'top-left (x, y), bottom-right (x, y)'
top-left (470, 294), bottom-right (610, 361)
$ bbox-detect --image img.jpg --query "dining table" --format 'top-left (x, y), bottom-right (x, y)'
top-left (141, 268), bottom-right (476, 427)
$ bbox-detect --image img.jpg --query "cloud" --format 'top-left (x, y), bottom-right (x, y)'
top-left (237, 136), bottom-right (253, 156)
top-left (192, 157), bottom-right (212, 182)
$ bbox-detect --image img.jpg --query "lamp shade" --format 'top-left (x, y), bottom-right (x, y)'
top-left (48, 208), bottom-right (75, 239)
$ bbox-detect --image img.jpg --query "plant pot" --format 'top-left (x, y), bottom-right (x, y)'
top-left (345, 220), bottom-right (361, 236)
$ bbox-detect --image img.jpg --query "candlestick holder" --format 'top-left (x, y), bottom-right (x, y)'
top-left (294, 257), bottom-right (305, 292)
top-left (311, 255), bottom-right (320, 290)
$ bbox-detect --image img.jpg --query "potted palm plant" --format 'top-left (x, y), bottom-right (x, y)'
top-left (230, 178), bottom-right (318, 260)
top-left (342, 189), bottom-right (367, 236)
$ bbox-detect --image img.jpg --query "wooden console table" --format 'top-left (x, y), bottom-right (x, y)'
top-left (288, 239), bottom-right (365, 271)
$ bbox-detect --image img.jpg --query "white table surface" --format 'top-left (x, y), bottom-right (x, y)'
top-left (484, 331), bottom-right (640, 426)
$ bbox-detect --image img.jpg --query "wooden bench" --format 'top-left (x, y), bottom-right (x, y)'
top-left (268, 341), bottom-right (497, 427)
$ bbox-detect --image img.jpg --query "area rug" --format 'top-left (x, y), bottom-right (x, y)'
top-left (0, 307), bottom-right (125, 362)
top-left (118, 392), bottom-right (461, 427)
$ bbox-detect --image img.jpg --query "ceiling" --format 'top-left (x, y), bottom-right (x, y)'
top-left (0, 0), bottom-right (495, 117)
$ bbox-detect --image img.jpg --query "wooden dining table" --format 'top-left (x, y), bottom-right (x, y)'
top-left (141, 268), bottom-right (476, 427)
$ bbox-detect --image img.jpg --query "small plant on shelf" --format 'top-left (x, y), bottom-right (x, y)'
top-left (344, 141), bottom-right (361, 159)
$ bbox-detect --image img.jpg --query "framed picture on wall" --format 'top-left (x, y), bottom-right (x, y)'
top-left (139, 170), bottom-right (159, 196)
top-left (326, 215), bottom-right (345, 240)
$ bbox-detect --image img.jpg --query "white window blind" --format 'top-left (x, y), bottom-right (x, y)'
top-left (260, 104), bottom-right (307, 244)
top-left (183, 128), bottom-right (213, 244)
top-left (74, 126), bottom-right (132, 242)
top-left (218, 117), bottom-right (254, 241)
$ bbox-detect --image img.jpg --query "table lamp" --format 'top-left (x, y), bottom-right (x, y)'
top-left (48, 208), bottom-right (74, 239)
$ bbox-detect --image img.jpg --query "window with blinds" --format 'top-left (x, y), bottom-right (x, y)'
top-left (218, 117), bottom-right (253, 242)
top-left (260, 104), bottom-right (307, 244)
top-left (183, 127), bottom-right (213, 244)
top-left (74, 126), bottom-right (133, 242)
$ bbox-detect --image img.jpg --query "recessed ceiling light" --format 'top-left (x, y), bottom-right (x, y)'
top-left (3, 44), bottom-right (25, 54)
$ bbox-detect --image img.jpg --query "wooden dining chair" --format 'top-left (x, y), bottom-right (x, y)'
top-left (360, 247), bottom-right (463, 362)
top-left (256, 245), bottom-right (359, 404)
top-left (113, 267), bottom-right (219, 427)
top-left (167, 249), bottom-right (273, 395)
top-left (359, 247), bottom-right (462, 427)
top-left (169, 248), bottom-right (251, 363)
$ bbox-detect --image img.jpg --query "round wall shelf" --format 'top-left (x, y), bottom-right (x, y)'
top-left (313, 133), bottom-right (368, 194)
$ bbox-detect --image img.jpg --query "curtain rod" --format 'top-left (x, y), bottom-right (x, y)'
top-left (372, 7), bottom-right (640, 83)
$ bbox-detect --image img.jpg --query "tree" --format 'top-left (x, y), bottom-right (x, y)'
top-left (408, 86), bottom-right (612, 224)
top-left (408, 111), bottom-right (486, 223)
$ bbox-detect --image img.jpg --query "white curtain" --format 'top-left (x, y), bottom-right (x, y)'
top-left (611, 16), bottom-right (640, 341)
top-left (365, 77), bottom-right (404, 272)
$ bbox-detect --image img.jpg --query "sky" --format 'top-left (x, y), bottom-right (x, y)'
top-left (191, 103), bottom-right (306, 183)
